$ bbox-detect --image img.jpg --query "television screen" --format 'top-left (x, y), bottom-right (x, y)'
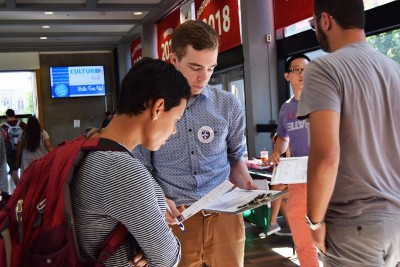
top-left (50, 66), bottom-right (105, 98)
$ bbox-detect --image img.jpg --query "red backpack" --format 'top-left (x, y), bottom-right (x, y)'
top-left (0, 135), bottom-right (130, 267)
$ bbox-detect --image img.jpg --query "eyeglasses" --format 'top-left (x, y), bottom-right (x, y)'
top-left (308, 14), bottom-right (322, 31)
top-left (309, 18), bottom-right (316, 31)
top-left (289, 68), bottom-right (305, 75)
top-left (309, 14), bottom-right (334, 31)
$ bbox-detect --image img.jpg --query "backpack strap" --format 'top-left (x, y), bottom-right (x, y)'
top-left (95, 223), bottom-right (129, 265)
top-left (81, 137), bottom-right (131, 265)
top-left (82, 137), bottom-right (130, 153)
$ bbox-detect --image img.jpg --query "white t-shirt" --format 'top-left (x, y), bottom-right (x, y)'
top-left (18, 130), bottom-right (50, 172)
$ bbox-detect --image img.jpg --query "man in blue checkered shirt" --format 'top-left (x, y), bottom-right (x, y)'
top-left (134, 20), bottom-right (257, 267)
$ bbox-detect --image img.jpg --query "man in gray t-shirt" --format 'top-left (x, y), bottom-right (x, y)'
top-left (297, 0), bottom-right (400, 266)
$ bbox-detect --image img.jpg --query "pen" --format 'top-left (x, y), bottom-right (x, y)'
top-left (165, 203), bottom-right (185, 232)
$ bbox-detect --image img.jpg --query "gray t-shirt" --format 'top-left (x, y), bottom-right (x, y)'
top-left (298, 42), bottom-right (400, 218)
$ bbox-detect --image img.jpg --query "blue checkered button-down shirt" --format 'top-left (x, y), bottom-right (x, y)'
top-left (134, 86), bottom-right (247, 206)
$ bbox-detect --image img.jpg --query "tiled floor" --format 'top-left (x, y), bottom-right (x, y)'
top-left (244, 221), bottom-right (299, 267)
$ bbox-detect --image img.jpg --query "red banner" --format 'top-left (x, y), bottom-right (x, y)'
top-left (156, 8), bottom-right (180, 63)
top-left (130, 37), bottom-right (142, 65)
top-left (274, 0), bottom-right (313, 29)
top-left (194, 0), bottom-right (241, 53)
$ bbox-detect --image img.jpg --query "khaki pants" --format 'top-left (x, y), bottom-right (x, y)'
top-left (171, 212), bottom-right (245, 267)
top-left (322, 214), bottom-right (400, 267)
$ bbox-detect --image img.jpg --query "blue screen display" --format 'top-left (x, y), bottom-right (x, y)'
top-left (50, 66), bottom-right (105, 98)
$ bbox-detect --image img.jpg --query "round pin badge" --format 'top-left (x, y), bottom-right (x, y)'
top-left (197, 126), bottom-right (214, 143)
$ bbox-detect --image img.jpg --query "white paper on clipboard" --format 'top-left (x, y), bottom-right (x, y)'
top-left (270, 156), bottom-right (308, 185)
top-left (179, 180), bottom-right (288, 217)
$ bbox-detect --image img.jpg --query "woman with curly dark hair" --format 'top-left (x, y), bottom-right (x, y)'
top-left (16, 116), bottom-right (53, 173)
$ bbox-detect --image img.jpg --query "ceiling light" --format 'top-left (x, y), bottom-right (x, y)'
top-left (42, 25), bottom-right (50, 29)
top-left (44, 12), bottom-right (54, 15)
top-left (40, 37), bottom-right (47, 40)
top-left (133, 12), bottom-right (143, 15)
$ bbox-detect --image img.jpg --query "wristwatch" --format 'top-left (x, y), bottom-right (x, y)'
top-left (305, 215), bottom-right (325, 231)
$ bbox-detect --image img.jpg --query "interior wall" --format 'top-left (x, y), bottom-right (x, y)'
top-left (39, 52), bottom-right (116, 146)
top-left (117, 43), bottom-right (132, 85)
top-left (0, 52), bottom-right (40, 70)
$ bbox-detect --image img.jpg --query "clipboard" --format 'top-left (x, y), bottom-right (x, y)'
top-left (203, 189), bottom-right (288, 214)
top-left (179, 181), bottom-right (288, 220)
top-left (270, 156), bottom-right (308, 185)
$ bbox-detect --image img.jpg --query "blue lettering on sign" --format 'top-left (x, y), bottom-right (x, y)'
top-left (70, 68), bottom-right (102, 74)
top-left (70, 69), bottom-right (86, 74)
top-left (85, 68), bottom-right (102, 74)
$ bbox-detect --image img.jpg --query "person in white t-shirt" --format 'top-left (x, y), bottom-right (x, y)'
top-left (16, 116), bottom-right (53, 173)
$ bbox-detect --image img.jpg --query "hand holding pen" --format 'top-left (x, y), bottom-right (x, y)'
top-left (165, 200), bottom-right (185, 232)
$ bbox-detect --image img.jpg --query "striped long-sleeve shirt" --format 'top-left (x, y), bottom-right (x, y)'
top-left (71, 149), bottom-right (180, 267)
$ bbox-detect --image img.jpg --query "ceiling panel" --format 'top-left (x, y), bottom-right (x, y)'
top-left (99, 0), bottom-right (161, 3)
top-left (0, 11), bottom-right (146, 20)
top-left (0, 0), bottom-right (182, 52)
top-left (17, 0), bottom-right (86, 3)
top-left (0, 36), bottom-right (121, 43)
top-left (0, 24), bottom-right (134, 33)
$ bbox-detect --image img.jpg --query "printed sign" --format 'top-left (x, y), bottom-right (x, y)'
top-left (130, 37), bottom-right (142, 65)
top-left (50, 66), bottom-right (105, 98)
top-left (274, 0), bottom-right (313, 29)
top-left (156, 7), bottom-right (180, 62)
top-left (194, 0), bottom-right (241, 52)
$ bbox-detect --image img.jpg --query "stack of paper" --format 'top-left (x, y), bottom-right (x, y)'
top-left (179, 180), bottom-right (288, 220)
top-left (270, 156), bottom-right (308, 185)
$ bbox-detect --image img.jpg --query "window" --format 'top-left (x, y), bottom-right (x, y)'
top-left (282, 0), bottom-right (396, 38)
top-left (18, 98), bottom-right (25, 110)
top-left (0, 71), bottom-right (37, 116)
top-left (367, 28), bottom-right (400, 63)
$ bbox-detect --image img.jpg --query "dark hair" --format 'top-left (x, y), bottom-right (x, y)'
top-left (314, 0), bottom-right (365, 30)
top-left (116, 57), bottom-right (191, 116)
top-left (23, 116), bottom-right (42, 152)
top-left (5, 109), bottom-right (15, 117)
top-left (270, 128), bottom-right (277, 140)
top-left (171, 20), bottom-right (219, 61)
top-left (105, 111), bottom-right (111, 116)
top-left (284, 54), bottom-right (310, 73)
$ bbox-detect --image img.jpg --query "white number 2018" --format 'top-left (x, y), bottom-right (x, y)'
top-left (202, 5), bottom-right (230, 36)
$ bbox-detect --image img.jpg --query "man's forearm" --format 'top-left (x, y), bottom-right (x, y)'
top-left (307, 154), bottom-right (339, 222)
top-left (307, 110), bottom-right (341, 222)
top-left (230, 160), bottom-right (256, 189)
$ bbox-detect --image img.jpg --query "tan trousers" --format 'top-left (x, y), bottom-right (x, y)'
top-left (171, 212), bottom-right (245, 267)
